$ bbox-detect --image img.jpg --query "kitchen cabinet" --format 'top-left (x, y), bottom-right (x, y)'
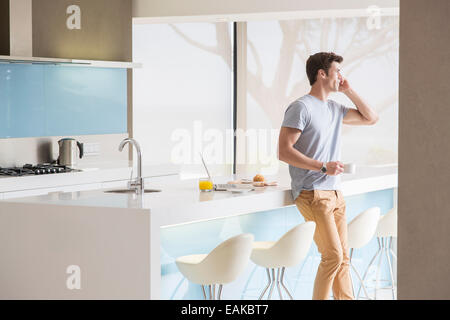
top-left (2, 0), bottom-right (132, 61)
top-left (33, 0), bottom-right (132, 61)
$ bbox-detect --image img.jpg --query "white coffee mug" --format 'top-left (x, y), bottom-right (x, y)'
top-left (343, 163), bottom-right (356, 174)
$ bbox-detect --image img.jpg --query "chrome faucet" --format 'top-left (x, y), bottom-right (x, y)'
top-left (119, 138), bottom-right (144, 194)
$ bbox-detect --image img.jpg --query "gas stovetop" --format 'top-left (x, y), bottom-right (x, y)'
top-left (0, 164), bottom-right (76, 176)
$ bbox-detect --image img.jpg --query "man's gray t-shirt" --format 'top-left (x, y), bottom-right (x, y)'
top-left (281, 94), bottom-right (350, 201)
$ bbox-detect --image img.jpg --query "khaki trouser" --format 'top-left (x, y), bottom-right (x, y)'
top-left (295, 190), bottom-right (354, 300)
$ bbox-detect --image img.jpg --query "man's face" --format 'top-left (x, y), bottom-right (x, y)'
top-left (322, 61), bottom-right (343, 92)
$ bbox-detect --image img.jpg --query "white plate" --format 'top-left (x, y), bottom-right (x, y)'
top-left (228, 188), bottom-right (254, 193)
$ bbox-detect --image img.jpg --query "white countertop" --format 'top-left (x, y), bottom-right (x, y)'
top-left (2, 164), bottom-right (397, 227)
top-left (0, 161), bottom-right (180, 193)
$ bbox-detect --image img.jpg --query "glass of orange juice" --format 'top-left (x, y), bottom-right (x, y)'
top-left (199, 177), bottom-right (214, 192)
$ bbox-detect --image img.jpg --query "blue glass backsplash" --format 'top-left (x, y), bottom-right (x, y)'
top-left (0, 64), bottom-right (127, 138)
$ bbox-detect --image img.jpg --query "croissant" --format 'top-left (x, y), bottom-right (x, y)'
top-left (253, 174), bottom-right (265, 182)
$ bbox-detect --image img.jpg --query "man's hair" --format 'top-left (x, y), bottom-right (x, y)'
top-left (306, 52), bottom-right (343, 86)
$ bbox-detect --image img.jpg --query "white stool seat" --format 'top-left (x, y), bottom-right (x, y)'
top-left (252, 241), bottom-right (275, 250)
top-left (250, 221), bottom-right (316, 299)
top-left (348, 207), bottom-right (381, 249)
top-left (176, 233), bottom-right (254, 299)
top-left (176, 254), bottom-right (207, 265)
top-left (376, 207), bottom-right (397, 238)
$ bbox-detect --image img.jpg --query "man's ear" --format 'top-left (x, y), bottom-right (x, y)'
top-left (318, 69), bottom-right (326, 79)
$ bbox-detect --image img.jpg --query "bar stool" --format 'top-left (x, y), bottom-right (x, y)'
top-left (250, 221), bottom-right (316, 300)
top-left (175, 233), bottom-right (254, 300)
top-left (347, 207), bottom-right (381, 300)
top-left (358, 207), bottom-right (397, 300)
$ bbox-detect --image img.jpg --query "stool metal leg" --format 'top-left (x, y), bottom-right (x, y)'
top-left (357, 238), bottom-right (382, 299)
top-left (359, 236), bottom-right (397, 300)
top-left (201, 285), bottom-right (207, 300)
top-left (276, 268), bottom-right (283, 300)
top-left (351, 262), bottom-right (371, 300)
top-left (389, 236), bottom-right (398, 261)
top-left (349, 249), bottom-right (355, 299)
top-left (389, 236), bottom-right (397, 298)
top-left (209, 285), bottom-right (213, 300)
top-left (389, 249), bottom-right (397, 261)
top-left (349, 269), bottom-right (355, 299)
top-left (374, 237), bottom-right (385, 300)
top-left (389, 236), bottom-right (397, 299)
top-left (389, 239), bottom-right (398, 261)
top-left (280, 267), bottom-right (293, 300)
top-left (258, 268), bottom-right (272, 300)
top-left (385, 242), bottom-right (396, 300)
top-left (350, 249), bottom-right (371, 300)
top-left (267, 268), bottom-right (276, 300)
top-left (218, 284), bottom-right (223, 300)
top-left (240, 264), bottom-right (258, 300)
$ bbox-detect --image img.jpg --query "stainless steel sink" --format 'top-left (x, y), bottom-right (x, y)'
top-left (104, 189), bottom-right (162, 194)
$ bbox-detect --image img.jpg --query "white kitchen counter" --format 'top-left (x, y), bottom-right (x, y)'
top-left (0, 164), bottom-right (397, 299)
top-left (0, 161), bottom-right (180, 193)
top-left (3, 164), bottom-right (397, 224)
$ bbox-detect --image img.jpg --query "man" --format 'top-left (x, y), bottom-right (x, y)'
top-left (278, 52), bottom-right (378, 300)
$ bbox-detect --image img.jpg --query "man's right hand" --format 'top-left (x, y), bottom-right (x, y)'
top-left (326, 161), bottom-right (344, 175)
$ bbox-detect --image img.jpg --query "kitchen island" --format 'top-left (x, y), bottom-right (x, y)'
top-left (0, 165), bottom-right (397, 299)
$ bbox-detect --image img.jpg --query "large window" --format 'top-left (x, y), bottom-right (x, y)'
top-left (133, 12), bottom-right (399, 178)
top-left (243, 13), bottom-right (399, 174)
top-left (133, 22), bottom-right (233, 178)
